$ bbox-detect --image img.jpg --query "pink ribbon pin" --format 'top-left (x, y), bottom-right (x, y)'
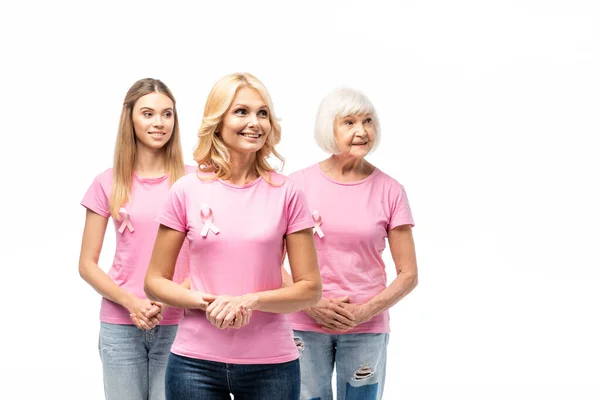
top-left (312, 210), bottom-right (324, 238)
top-left (118, 208), bottom-right (134, 233)
top-left (200, 205), bottom-right (220, 237)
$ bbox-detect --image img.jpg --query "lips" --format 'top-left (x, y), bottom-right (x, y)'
top-left (148, 132), bottom-right (166, 138)
top-left (239, 132), bottom-right (262, 139)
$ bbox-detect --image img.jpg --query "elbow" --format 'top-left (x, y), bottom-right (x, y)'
top-left (78, 261), bottom-right (90, 281)
top-left (144, 275), bottom-right (157, 301)
top-left (408, 271), bottom-right (418, 290)
top-left (308, 280), bottom-right (322, 306)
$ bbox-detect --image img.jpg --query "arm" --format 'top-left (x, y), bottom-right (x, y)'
top-left (144, 225), bottom-right (208, 310)
top-left (341, 225), bottom-right (418, 323)
top-left (79, 209), bottom-right (161, 329)
top-left (262, 228), bottom-right (322, 313)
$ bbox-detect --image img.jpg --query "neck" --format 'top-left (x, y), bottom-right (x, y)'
top-left (320, 155), bottom-right (374, 182)
top-left (133, 144), bottom-right (167, 178)
top-left (228, 151), bottom-right (258, 185)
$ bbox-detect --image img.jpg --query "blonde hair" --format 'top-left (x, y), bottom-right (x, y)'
top-left (314, 87), bottom-right (381, 154)
top-left (110, 78), bottom-right (185, 219)
top-left (193, 73), bottom-right (284, 184)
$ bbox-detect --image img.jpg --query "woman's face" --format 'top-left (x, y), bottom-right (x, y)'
top-left (333, 113), bottom-right (376, 158)
top-left (131, 92), bottom-right (175, 151)
top-left (219, 87), bottom-right (271, 156)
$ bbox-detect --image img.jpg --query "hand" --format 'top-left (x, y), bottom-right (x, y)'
top-left (126, 297), bottom-right (163, 330)
top-left (304, 296), bottom-right (356, 332)
top-left (202, 294), bottom-right (258, 329)
top-left (337, 302), bottom-right (373, 327)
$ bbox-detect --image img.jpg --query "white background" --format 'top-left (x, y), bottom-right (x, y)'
top-left (1, 0), bottom-right (599, 399)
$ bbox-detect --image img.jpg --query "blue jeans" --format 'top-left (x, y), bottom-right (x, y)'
top-left (99, 322), bottom-right (178, 400)
top-left (165, 353), bottom-right (300, 399)
top-left (293, 330), bottom-right (389, 400)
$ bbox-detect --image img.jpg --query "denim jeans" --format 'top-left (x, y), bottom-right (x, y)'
top-left (293, 330), bottom-right (389, 400)
top-left (98, 322), bottom-right (178, 400)
top-left (165, 353), bottom-right (300, 400)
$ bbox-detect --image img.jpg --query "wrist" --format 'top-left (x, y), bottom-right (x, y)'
top-left (244, 293), bottom-right (260, 311)
top-left (119, 292), bottom-right (137, 311)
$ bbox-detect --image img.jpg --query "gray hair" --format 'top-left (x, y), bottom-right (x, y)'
top-left (314, 87), bottom-right (381, 154)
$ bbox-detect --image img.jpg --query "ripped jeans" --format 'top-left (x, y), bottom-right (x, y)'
top-left (293, 331), bottom-right (388, 400)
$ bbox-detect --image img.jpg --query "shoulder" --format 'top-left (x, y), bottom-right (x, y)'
top-left (88, 168), bottom-right (113, 191)
top-left (184, 164), bottom-right (197, 175)
top-left (287, 163), bottom-right (319, 185)
top-left (172, 171), bottom-right (200, 190)
top-left (373, 168), bottom-right (404, 189)
top-left (373, 169), bottom-right (406, 200)
top-left (95, 168), bottom-right (113, 183)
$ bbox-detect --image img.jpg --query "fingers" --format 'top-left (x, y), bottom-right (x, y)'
top-left (145, 304), bottom-right (161, 318)
top-left (130, 313), bottom-right (155, 330)
top-left (333, 296), bottom-right (351, 303)
top-left (327, 302), bottom-right (356, 322)
top-left (230, 309), bottom-right (243, 329)
top-left (202, 293), bottom-right (217, 305)
top-left (243, 307), bottom-right (252, 326)
top-left (313, 307), bottom-right (355, 330)
top-left (219, 308), bottom-right (237, 329)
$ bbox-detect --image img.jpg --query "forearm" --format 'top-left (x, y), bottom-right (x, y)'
top-left (364, 270), bottom-right (418, 317)
top-left (281, 266), bottom-right (294, 288)
top-left (79, 261), bottom-right (135, 308)
top-left (252, 279), bottom-right (322, 314)
top-left (145, 276), bottom-right (205, 310)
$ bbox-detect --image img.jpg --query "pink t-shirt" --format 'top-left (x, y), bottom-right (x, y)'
top-left (288, 163), bottom-right (414, 334)
top-left (81, 166), bottom-right (195, 325)
top-left (157, 171), bottom-right (313, 364)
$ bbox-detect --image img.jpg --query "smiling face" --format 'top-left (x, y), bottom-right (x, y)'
top-left (333, 113), bottom-right (376, 158)
top-left (219, 87), bottom-right (271, 156)
top-left (131, 92), bottom-right (175, 151)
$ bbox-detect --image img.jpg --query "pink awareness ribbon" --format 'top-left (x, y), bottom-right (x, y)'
top-left (118, 208), bottom-right (134, 233)
top-left (312, 210), bottom-right (324, 238)
top-left (200, 204), bottom-right (220, 237)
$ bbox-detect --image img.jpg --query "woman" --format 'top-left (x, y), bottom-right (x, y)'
top-left (79, 78), bottom-right (193, 400)
top-left (144, 72), bottom-right (322, 400)
top-left (284, 87), bottom-right (418, 400)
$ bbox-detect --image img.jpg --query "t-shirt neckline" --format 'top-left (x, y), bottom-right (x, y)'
top-left (315, 163), bottom-right (378, 186)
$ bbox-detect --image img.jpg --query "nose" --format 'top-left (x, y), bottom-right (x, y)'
top-left (153, 115), bottom-right (164, 128)
top-left (248, 114), bottom-right (259, 128)
top-left (355, 123), bottom-right (367, 136)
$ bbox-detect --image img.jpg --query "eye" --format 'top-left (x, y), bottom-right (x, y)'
top-left (235, 108), bottom-right (247, 116)
top-left (258, 109), bottom-right (269, 118)
top-left (164, 111), bottom-right (173, 118)
top-left (143, 112), bottom-right (153, 117)
top-left (344, 120), bottom-right (353, 126)
top-left (364, 118), bottom-right (373, 124)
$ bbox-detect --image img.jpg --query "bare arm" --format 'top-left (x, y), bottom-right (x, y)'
top-left (79, 209), bottom-right (161, 329)
top-left (257, 228), bottom-right (322, 313)
top-left (144, 225), bottom-right (208, 310)
top-left (341, 225), bottom-right (418, 322)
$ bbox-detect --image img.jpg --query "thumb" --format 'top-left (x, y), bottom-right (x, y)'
top-left (335, 296), bottom-right (350, 303)
top-left (202, 293), bottom-right (217, 303)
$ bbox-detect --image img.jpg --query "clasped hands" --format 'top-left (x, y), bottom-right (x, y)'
top-left (304, 296), bottom-right (372, 332)
top-left (200, 293), bottom-right (257, 330)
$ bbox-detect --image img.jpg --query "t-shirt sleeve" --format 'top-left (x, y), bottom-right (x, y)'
top-left (157, 181), bottom-right (188, 233)
top-left (285, 181), bottom-right (314, 235)
top-left (81, 173), bottom-right (110, 218)
top-left (388, 183), bottom-right (415, 231)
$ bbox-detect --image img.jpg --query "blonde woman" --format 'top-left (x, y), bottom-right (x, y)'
top-left (79, 78), bottom-right (194, 400)
top-left (144, 72), bottom-right (322, 400)
top-left (284, 88), bottom-right (418, 400)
